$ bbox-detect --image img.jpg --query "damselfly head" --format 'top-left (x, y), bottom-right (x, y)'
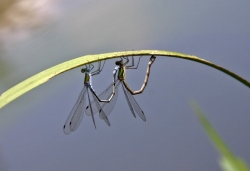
top-left (150, 55), bottom-right (156, 62)
top-left (86, 67), bottom-right (91, 72)
top-left (81, 68), bottom-right (86, 73)
top-left (115, 59), bottom-right (123, 66)
top-left (81, 66), bottom-right (91, 73)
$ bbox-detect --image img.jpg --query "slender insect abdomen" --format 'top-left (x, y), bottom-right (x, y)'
top-left (123, 55), bottom-right (156, 95)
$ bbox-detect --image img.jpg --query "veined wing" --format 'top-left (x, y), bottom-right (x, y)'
top-left (122, 82), bottom-right (146, 121)
top-left (90, 90), bottom-right (110, 126)
top-left (98, 81), bottom-right (120, 119)
top-left (86, 79), bottom-right (120, 117)
top-left (87, 88), bottom-right (96, 129)
top-left (122, 83), bottom-right (136, 118)
top-left (63, 85), bottom-right (87, 135)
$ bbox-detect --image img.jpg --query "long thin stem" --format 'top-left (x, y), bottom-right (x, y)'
top-left (1, 50), bottom-right (249, 109)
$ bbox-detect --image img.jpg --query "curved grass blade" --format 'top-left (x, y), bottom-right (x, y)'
top-left (1, 50), bottom-right (250, 109)
top-left (63, 86), bottom-right (87, 135)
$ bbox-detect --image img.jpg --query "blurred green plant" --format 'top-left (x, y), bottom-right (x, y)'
top-left (191, 102), bottom-right (250, 171)
top-left (1, 50), bottom-right (250, 109)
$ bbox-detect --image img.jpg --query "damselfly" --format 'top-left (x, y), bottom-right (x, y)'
top-left (85, 55), bottom-right (156, 121)
top-left (63, 61), bottom-right (115, 134)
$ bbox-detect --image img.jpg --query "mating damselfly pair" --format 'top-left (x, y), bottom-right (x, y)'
top-left (63, 55), bottom-right (156, 135)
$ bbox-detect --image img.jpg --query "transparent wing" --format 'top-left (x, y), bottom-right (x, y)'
top-left (63, 86), bottom-right (87, 135)
top-left (87, 88), bottom-right (96, 129)
top-left (98, 81), bottom-right (120, 118)
top-left (86, 79), bottom-right (120, 117)
top-left (122, 83), bottom-right (136, 118)
top-left (90, 90), bottom-right (111, 126)
top-left (122, 83), bottom-right (146, 121)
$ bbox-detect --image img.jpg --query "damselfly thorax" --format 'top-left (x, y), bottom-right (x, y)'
top-left (118, 66), bottom-right (126, 80)
top-left (84, 72), bottom-right (90, 83)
